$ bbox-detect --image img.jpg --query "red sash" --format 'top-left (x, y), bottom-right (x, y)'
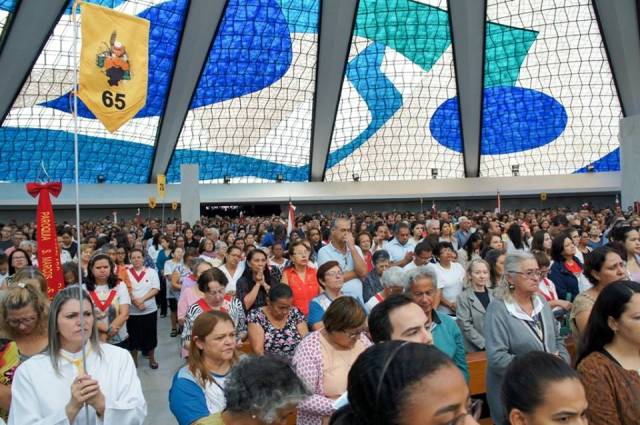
top-left (197, 298), bottom-right (228, 313)
top-left (374, 293), bottom-right (385, 303)
top-left (89, 290), bottom-right (118, 312)
top-left (129, 268), bottom-right (146, 283)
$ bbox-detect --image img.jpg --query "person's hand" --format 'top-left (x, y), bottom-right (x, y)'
top-left (68, 374), bottom-right (100, 412)
top-left (134, 299), bottom-right (146, 310)
top-left (404, 251), bottom-right (414, 262)
top-left (558, 300), bottom-right (573, 310)
top-left (344, 233), bottom-right (355, 248)
top-left (85, 379), bottom-right (106, 417)
top-left (108, 324), bottom-right (120, 338)
top-left (449, 302), bottom-right (457, 312)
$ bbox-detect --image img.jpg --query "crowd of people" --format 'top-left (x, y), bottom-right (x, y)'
top-left (0, 203), bottom-right (639, 424)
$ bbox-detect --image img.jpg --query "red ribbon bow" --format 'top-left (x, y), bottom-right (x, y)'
top-left (25, 182), bottom-right (64, 299)
top-left (26, 182), bottom-right (63, 199)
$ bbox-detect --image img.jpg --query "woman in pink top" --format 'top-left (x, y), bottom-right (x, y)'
top-left (292, 297), bottom-right (371, 425)
top-left (177, 259), bottom-right (214, 326)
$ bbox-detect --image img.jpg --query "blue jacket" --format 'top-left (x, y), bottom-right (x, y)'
top-left (548, 258), bottom-right (581, 301)
top-left (432, 311), bottom-right (469, 382)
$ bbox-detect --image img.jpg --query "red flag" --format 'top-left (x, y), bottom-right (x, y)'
top-left (26, 182), bottom-right (65, 299)
top-left (287, 202), bottom-right (296, 237)
top-left (615, 194), bottom-right (622, 215)
top-left (495, 190), bottom-right (501, 214)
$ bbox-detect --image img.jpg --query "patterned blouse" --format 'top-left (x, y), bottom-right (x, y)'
top-left (247, 307), bottom-right (305, 361)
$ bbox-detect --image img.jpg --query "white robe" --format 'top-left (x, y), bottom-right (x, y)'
top-left (9, 343), bottom-right (146, 425)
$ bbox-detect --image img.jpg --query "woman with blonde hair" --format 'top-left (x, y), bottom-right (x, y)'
top-left (0, 281), bottom-right (49, 418)
top-left (170, 311), bottom-right (239, 425)
top-left (456, 258), bottom-right (494, 352)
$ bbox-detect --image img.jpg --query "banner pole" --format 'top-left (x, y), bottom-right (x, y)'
top-left (71, 4), bottom-right (89, 422)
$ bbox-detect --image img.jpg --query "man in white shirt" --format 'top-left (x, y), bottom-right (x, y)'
top-left (403, 241), bottom-right (434, 271)
top-left (317, 218), bottom-right (368, 304)
top-left (384, 222), bottom-right (415, 267)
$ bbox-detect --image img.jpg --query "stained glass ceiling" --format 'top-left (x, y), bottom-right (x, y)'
top-left (0, 0), bottom-right (623, 184)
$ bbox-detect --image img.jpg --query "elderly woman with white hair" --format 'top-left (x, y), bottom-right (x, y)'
top-left (404, 266), bottom-right (469, 382)
top-left (8, 285), bottom-right (146, 424)
top-left (455, 258), bottom-right (494, 352)
top-left (363, 266), bottom-right (405, 314)
top-left (484, 251), bottom-right (570, 425)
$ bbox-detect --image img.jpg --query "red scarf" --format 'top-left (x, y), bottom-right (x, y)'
top-left (197, 298), bottom-right (228, 313)
top-left (374, 292), bottom-right (385, 303)
top-left (26, 182), bottom-right (64, 299)
top-left (89, 289), bottom-right (118, 312)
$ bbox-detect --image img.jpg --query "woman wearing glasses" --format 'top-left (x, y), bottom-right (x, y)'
top-left (293, 297), bottom-right (371, 425)
top-left (485, 252), bottom-right (570, 425)
top-left (330, 342), bottom-right (481, 425)
top-left (308, 261), bottom-right (344, 330)
top-left (0, 281), bottom-right (49, 419)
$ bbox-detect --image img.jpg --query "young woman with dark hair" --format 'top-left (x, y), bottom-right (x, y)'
top-left (609, 225), bottom-right (640, 280)
top-left (247, 283), bottom-right (308, 361)
top-left (503, 351), bottom-right (587, 425)
top-left (548, 233), bottom-right (582, 301)
top-left (576, 281), bottom-right (640, 425)
top-left (505, 223), bottom-right (529, 254)
top-left (330, 342), bottom-right (480, 425)
top-left (85, 253), bottom-right (131, 347)
top-left (236, 249), bottom-right (278, 313)
top-left (570, 246), bottom-right (626, 338)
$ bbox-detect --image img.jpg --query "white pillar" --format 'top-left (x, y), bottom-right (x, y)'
top-left (620, 115), bottom-right (640, 209)
top-left (180, 164), bottom-right (200, 225)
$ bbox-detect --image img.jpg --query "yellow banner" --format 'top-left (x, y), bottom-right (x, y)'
top-left (77, 3), bottom-right (149, 133)
top-left (157, 174), bottom-right (166, 199)
top-left (148, 197), bottom-right (157, 209)
top-left (171, 201), bottom-right (178, 210)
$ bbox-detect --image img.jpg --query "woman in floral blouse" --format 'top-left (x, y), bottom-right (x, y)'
top-left (247, 283), bottom-right (308, 361)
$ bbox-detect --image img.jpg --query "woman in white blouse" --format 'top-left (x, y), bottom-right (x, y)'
top-left (8, 285), bottom-right (146, 425)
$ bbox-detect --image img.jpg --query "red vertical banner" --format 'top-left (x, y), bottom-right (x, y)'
top-left (26, 182), bottom-right (65, 299)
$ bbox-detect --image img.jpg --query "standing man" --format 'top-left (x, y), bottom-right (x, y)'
top-left (317, 218), bottom-right (368, 303)
top-left (454, 216), bottom-right (472, 248)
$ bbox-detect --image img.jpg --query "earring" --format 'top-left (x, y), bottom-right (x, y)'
top-left (508, 283), bottom-right (515, 290)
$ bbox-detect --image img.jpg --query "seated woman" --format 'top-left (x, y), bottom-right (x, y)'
top-left (457, 231), bottom-right (483, 270)
top-left (170, 311), bottom-right (239, 425)
top-left (503, 351), bottom-right (588, 425)
top-left (577, 281), bottom-right (640, 425)
top-left (456, 258), bottom-right (494, 352)
top-left (236, 249), bottom-right (278, 313)
top-left (308, 261), bottom-right (344, 330)
top-left (364, 266), bottom-right (405, 314)
top-left (181, 269), bottom-right (246, 358)
top-left (404, 267), bottom-right (469, 381)
top-left (485, 252), bottom-right (570, 425)
top-left (247, 284), bottom-right (308, 361)
top-left (432, 242), bottom-right (464, 315)
top-left (534, 251), bottom-right (572, 315)
top-left (0, 281), bottom-right (49, 420)
top-left (330, 342), bottom-right (481, 425)
top-left (281, 240), bottom-right (320, 316)
top-left (548, 233), bottom-right (582, 301)
top-left (293, 297), bottom-right (371, 425)
top-left (206, 356), bottom-right (309, 424)
top-left (361, 250), bottom-right (390, 303)
top-left (85, 254), bottom-right (130, 348)
top-left (571, 246), bottom-right (626, 339)
top-left (8, 286), bottom-right (146, 424)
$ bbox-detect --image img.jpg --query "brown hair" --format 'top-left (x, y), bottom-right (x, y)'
top-left (323, 296), bottom-right (366, 333)
top-left (0, 281), bottom-right (49, 339)
top-left (316, 260), bottom-right (340, 289)
top-left (12, 267), bottom-right (48, 294)
top-left (188, 311), bottom-right (238, 387)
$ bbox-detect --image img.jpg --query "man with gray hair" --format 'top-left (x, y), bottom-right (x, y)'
top-left (454, 216), bottom-right (472, 248)
top-left (363, 266), bottom-right (405, 314)
top-left (317, 217), bottom-right (368, 303)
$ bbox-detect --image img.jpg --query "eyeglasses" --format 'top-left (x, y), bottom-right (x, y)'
top-left (444, 399), bottom-right (483, 425)
top-left (341, 328), bottom-right (365, 339)
top-left (513, 269), bottom-right (541, 280)
top-left (7, 316), bottom-right (37, 327)
top-left (325, 270), bottom-right (343, 278)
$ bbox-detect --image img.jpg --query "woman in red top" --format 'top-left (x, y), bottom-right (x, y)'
top-left (281, 240), bottom-right (320, 316)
